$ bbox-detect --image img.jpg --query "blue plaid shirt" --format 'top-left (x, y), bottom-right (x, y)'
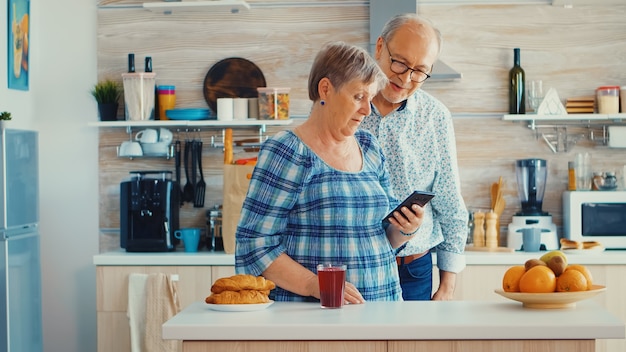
top-left (235, 129), bottom-right (402, 302)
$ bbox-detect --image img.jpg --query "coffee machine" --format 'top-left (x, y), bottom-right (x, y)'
top-left (120, 170), bottom-right (180, 252)
top-left (507, 159), bottom-right (559, 251)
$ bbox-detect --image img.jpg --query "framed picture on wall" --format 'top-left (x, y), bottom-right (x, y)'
top-left (7, 0), bottom-right (29, 91)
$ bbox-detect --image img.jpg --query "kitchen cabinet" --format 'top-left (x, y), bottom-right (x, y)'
top-left (96, 265), bottom-right (235, 352)
top-left (95, 251), bottom-right (626, 352)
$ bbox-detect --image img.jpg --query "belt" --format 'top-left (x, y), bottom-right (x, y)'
top-left (396, 250), bottom-right (430, 266)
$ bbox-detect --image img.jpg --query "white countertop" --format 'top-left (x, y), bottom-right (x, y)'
top-left (162, 300), bottom-right (624, 341)
top-left (94, 249), bottom-right (626, 266)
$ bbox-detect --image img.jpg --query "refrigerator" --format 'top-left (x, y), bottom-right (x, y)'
top-left (0, 128), bottom-right (42, 351)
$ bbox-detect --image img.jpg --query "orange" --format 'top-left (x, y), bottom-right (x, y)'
top-left (565, 265), bottom-right (593, 290)
top-left (556, 269), bottom-right (588, 292)
top-left (502, 265), bottom-right (526, 292)
top-left (519, 265), bottom-right (556, 293)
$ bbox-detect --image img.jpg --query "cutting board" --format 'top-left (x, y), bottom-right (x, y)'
top-left (203, 57), bottom-right (266, 114)
top-left (465, 245), bottom-right (514, 253)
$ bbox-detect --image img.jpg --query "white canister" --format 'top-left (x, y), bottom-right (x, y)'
top-left (217, 98), bottom-right (234, 121)
top-left (233, 98), bottom-right (248, 120)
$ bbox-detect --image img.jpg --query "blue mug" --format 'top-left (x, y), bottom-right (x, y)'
top-left (174, 228), bottom-right (201, 252)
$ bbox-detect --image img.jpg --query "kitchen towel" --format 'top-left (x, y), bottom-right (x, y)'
top-left (144, 273), bottom-right (182, 352)
top-left (127, 273), bottom-right (149, 352)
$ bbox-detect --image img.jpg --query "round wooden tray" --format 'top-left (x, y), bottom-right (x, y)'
top-left (494, 285), bottom-right (606, 309)
top-left (203, 57), bottom-right (266, 114)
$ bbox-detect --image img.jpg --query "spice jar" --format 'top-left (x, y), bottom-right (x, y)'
top-left (604, 171), bottom-right (617, 190)
top-left (592, 172), bottom-right (604, 191)
top-left (596, 86), bottom-right (620, 114)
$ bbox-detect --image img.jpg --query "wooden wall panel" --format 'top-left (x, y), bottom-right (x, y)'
top-left (420, 4), bottom-right (626, 113)
top-left (96, 2), bottom-right (626, 252)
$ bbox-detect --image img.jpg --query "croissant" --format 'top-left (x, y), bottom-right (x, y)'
top-left (205, 289), bottom-right (270, 304)
top-left (211, 274), bottom-right (276, 294)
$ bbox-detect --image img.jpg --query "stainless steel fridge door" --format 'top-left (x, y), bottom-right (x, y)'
top-left (0, 229), bottom-right (42, 352)
top-left (0, 128), bottom-right (39, 229)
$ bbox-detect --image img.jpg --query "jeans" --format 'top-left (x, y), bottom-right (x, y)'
top-left (397, 252), bottom-right (433, 301)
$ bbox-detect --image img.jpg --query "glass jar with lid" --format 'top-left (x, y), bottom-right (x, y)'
top-left (596, 86), bottom-right (620, 114)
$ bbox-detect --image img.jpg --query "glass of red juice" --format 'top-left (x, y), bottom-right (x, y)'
top-left (317, 263), bottom-right (347, 309)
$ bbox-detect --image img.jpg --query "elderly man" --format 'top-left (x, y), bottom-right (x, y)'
top-left (361, 13), bottom-right (469, 301)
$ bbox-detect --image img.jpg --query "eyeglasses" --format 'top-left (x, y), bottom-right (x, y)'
top-left (384, 41), bottom-right (431, 83)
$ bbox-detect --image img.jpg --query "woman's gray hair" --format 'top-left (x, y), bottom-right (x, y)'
top-left (308, 41), bottom-right (388, 102)
top-left (380, 13), bottom-right (443, 56)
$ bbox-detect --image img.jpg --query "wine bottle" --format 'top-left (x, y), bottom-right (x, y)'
top-left (509, 48), bottom-right (525, 114)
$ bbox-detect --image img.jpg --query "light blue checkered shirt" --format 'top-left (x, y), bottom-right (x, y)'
top-left (361, 89), bottom-right (469, 274)
top-left (235, 129), bottom-right (402, 302)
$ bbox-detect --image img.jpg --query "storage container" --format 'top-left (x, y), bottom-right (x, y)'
top-left (257, 87), bottom-right (290, 120)
top-left (596, 86), bottom-right (620, 114)
top-left (122, 72), bottom-right (156, 120)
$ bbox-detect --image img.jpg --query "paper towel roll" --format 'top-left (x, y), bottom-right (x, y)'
top-left (608, 126), bottom-right (626, 148)
top-left (217, 98), bottom-right (234, 121)
top-left (233, 98), bottom-right (248, 120)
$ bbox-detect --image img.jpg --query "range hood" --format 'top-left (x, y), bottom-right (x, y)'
top-left (369, 0), bottom-right (462, 81)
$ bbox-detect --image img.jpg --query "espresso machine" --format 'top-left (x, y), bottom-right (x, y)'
top-left (507, 159), bottom-right (559, 251)
top-left (120, 170), bottom-right (180, 252)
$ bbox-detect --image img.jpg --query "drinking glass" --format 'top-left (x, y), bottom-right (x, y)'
top-left (528, 80), bottom-right (544, 113)
top-left (317, 263), bottom-right (346, 309)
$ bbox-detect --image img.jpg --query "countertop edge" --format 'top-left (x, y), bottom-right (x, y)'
top-left (94, 250), bottom-right (626, 266)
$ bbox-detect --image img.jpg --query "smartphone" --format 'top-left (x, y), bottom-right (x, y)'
top-left (383, 190), bottom-right (435, 224)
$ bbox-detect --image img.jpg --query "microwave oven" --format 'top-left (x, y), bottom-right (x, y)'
top-left (563, 191), bottom-right (626, 249)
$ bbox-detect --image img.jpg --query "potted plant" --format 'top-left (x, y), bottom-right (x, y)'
top-left (0, 111), bottom-right (11, 129)
top-left (91, 79), bottom-right (122, 121)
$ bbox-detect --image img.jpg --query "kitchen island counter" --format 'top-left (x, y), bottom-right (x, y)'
top-left (162, 300), bottom-right (624, 352)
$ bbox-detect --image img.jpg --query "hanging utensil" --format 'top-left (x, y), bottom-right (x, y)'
top-left (182, 139), bottom-right (194, 203)
top-left (174, 140), bottom-right (183, 205)
top-left (194, 140), bottom-right (206, 208)
top-left (190, 139), bottom-right (198, 204)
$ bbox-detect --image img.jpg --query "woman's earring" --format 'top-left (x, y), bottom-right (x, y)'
top-left (320, 100), bottom-right (325, 106)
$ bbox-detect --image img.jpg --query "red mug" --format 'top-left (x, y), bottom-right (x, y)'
top-left (317, 263), bottom-right (347, 309)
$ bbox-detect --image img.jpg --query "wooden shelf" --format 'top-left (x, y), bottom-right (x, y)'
top-left (142, 1), bottom-right (250, 14)
top-left (88, 119), bottom-right (293, 128)
top-left (503, 113), bottom-right (626, 121)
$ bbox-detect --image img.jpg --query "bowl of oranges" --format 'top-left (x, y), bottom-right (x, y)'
top-left (494, 250), bottom-right (606, 309)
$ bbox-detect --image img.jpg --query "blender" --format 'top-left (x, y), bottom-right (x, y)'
top-left (506, 159), bottom-right (559, 251)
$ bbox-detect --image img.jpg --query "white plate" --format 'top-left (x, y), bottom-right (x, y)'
top-left (562, 247), bottom-right (605, 254)
top-left (206, 300), bottom-right (274, 312)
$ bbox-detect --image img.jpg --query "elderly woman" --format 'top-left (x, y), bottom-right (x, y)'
top-left (235, 41), bottom-right (424, 304)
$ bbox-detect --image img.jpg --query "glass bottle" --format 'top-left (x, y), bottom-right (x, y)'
top-left (509, 48), bottom-right (525, 114)
top-left (568, 161), bottom-right (576, 191)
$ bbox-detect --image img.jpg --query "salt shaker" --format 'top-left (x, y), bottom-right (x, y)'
top-left (472, 212), bottom-right (485, 247)
top-left (485, 212), bottom-right (498, 248)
